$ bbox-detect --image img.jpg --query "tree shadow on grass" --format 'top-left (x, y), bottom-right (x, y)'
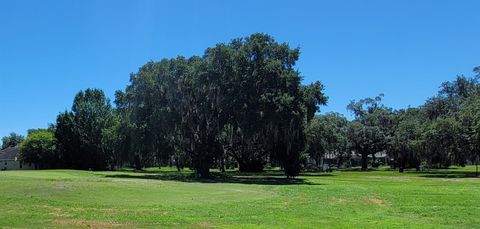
top-left (105, 172), bottom-right (323, 185)
top-left (418, 170), bottom-right (479, 179)
top-left (116, 168), bottom-right (191, 175)
top-left (299, 173), bottom-right (336, 177)
top-left (338, 167), bottom-right (382, 172)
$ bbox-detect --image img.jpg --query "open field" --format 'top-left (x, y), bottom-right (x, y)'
top-left (0, 167), bottom-right (479, 228)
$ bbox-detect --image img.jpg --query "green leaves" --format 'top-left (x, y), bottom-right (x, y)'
top-left (19, 130), bottom-right (55, 168)
top-left (1, 132), bottom-right (24, 149)
top-left (55, 89), bottom-right (115, 170)
top-left (115, 33), bottom-right (327, 177)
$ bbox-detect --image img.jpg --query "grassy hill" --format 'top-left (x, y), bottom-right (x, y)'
top-left (0, 167), bottom-right (479, 228)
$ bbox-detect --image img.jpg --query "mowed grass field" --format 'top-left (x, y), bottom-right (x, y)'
top-left (0, 167), bottom-right (479, 228)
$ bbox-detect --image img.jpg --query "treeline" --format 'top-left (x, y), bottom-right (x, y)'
top-left (8, 33), bottom-right (479, 177)
top-left (17, 34), bottom-right (327, 178)
top-left (306, 68), bottom-right (480, 173)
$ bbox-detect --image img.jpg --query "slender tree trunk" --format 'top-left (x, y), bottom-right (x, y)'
top-left (476, 154), bottom-right (479, 177)
top-left (361, 153), bottom-right (368, 171)
top-left (399, 154), bottom-right (405, 173)
top-left (220, 157), bottom-right (225, 173)
top-left (134, 155), bottom-right (142, 170)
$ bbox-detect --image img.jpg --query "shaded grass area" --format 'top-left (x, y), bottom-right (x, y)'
top-left (104, 174), bottom-right (320, 185)
top-left (0, 166), bottom-right (479, 228)
top-left (340, 165), bottom-right (480, 178)
top-left (106, 169), bottom-right (324, 185)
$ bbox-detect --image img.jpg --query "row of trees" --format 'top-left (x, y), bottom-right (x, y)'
top-left (305, 68), bottom-right (480, 174)
top-left (17, 34), bottom-right (327, 178)
top-left (8, 33), bottom-right (479, 177)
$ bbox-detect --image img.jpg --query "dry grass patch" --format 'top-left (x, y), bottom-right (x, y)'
top-left (329, 196), bottom-right (387, 207)
top-left (332, 197), bottom-right (348, 204)
top-left (50, 208), bottom-right (71, 217)
top-left (191, 222), bottom-right (215, 228)
top-left (361, 197), bottom-right (387, 207)
top-left (53, 219), bottom-right (125, 228)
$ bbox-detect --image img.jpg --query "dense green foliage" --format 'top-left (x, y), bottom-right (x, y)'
top-left (54, 89), bottom-right (115, 170)
top-left (113, 34), bottom-right (327, 177)
top-left (312, 69), bottom-right (480, 173)
top-left (305, 113), bottom-right (349, 167)
top-left (19, 130), bottom-right (56, 169)
top-left (1, 132), bottom-right (24, 149)
top-left (2, 33), bottom-right (478, 177)
top-left (0, 167), bottom-right (479, 228)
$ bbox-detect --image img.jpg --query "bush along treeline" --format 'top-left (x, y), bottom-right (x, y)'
top-left (12, 33), bottom-right (480, 177)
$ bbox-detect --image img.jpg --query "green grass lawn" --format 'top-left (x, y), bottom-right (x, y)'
top-left (0, 167), bottom-right (479, 228)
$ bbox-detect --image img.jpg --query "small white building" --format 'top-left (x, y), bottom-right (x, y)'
top-left (0, 147), bottom-right (35, 170)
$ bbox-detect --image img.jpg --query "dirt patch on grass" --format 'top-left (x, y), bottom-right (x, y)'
top-left (329, 196), bottom-right (387, 207)
top-left (54, 219), bottom-right (125, 228)
top-left (70, 207), bottom-right (122, 214)
top-left (50, 207), bottom-right (71, 217)
top-left (295, 196), bottom-right (311, 204)
top-left (361, 197), bottom-right (386, 207)
top-left (192, 222), bottom-right (215, 228)
top-left (329, 197), bottom-right (349, 204)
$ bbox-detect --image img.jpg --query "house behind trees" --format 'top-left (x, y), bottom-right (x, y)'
top-left (0, 147), bottom-right (35, 170)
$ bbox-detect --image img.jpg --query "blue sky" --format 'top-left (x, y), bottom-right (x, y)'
top-left (1, 0), bottom-right (479, 138)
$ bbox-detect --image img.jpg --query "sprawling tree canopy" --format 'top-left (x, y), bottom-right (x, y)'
top-left (116, 33), bottom-right (327, 177)
top-left (347, 95), bottom-right (392, 171)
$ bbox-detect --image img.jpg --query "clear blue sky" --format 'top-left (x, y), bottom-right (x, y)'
top-left (1, 0), bottom-right (479, 138)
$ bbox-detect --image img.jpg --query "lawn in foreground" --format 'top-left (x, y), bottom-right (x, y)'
top-left (0, 167), bottom-right (479, 228)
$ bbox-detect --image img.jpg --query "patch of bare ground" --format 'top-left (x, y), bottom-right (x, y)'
top-left (329, 197), bottom-right (349, 204)
top-left (53, 219), bottom-right (125, 228)
top-left (191, 222), bottom-right (215, 228)
top-left (361, 197), bottom-right (386, 207)
top-left (50, 207), bottom-right (71, 217)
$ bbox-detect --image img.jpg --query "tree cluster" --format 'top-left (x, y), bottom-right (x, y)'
top-left (17, 34), bottom-right (327, 178)
top-left (10, 33), bottom-right (480, 176)
top-left (112, 34), bottom-right (327, 177)
top-left (305, 68), bottom-right (480, 173)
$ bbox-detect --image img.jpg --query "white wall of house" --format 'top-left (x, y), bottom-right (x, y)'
top-left (0, 160), bottom-right (35, 170)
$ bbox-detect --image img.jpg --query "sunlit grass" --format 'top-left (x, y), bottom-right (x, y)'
top-left (0, 166), bottom-right (478, 228)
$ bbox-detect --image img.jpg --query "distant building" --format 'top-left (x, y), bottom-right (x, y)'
top-left (0, 147), bottom-right (35, 170)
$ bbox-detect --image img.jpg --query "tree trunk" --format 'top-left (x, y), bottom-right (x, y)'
top-left (195, 164), bottom-right (210, 178)
top-left (220, 157), bottom-right (226, 173)
top-left (238, 160), bottom-right (264, 172)
top-left (399, 155), bottom-right (405, 173)
top-left (134, 155), bottom-right (142, 170)
top-left (476, 154), bottom-right (479, 177)
top-left (361, 153), bottom-right (368, 171)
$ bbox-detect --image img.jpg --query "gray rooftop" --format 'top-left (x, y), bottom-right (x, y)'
top-left (0, 147), bottom-right (20, 160)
